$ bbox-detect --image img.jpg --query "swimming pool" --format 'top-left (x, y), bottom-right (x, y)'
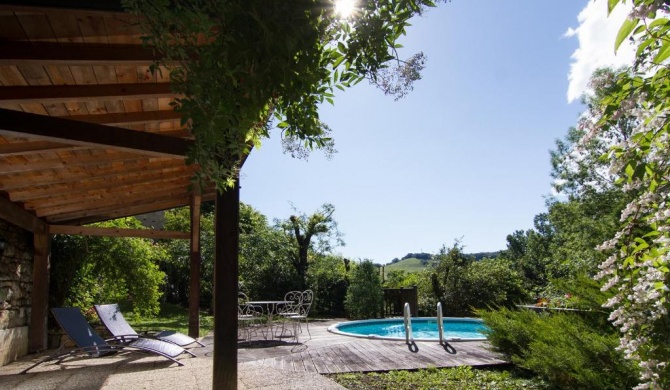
top-left (328, 317), bottom-right (488, 341)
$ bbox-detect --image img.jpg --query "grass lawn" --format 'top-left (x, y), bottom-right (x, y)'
top-left (330, 366), bottom-right (547, 390)
top-left (126, 303), bottom-right (214, 338)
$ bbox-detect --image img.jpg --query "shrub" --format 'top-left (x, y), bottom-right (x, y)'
top-left (307, 254), bottom-right (348, 316)
top-left (50, 218), bottom-right (166, 317)
top-left (431, 243), bottom-right (527, 316)
top-left (478, 279), bottom-right (639, 390)
top-left (345, 260), bottom-right (384, 319)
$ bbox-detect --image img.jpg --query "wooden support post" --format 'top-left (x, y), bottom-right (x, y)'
top-left (29, 228), bottom-right (51, 352)
top-left (188, 191), bottom-right (202, 339)
top-left (212, 181), bottom-right (239, 390)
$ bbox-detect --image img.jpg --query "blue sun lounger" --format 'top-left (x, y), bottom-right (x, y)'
top-left (20, 307), bottom-right (194, 374)
top-left (94, 303), bottom-right (204, 348)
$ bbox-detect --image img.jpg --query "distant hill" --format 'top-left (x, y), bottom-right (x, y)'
top-left (383, 251), bottom-right (502, 274)
top-left (384, 257), bottom-right (437, 273)
top-left (467, 251), bottom-right (502, 260)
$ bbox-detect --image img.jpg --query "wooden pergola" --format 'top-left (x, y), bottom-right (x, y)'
top-left (0, 2), bottom-right (240, 388)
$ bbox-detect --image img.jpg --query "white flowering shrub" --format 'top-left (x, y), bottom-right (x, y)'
top-left (584, 1), bottom-right (670, 388)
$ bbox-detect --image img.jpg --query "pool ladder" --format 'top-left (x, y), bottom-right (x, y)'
top-left (404, 302), bottom-right (447, 345)
top-left (437, 302), bottom-right (445, 345)
top-left (403, 302), bottom-right (413, 345)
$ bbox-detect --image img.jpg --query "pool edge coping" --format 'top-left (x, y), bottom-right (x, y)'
top-left (327, 317), bottom-right (488, 342)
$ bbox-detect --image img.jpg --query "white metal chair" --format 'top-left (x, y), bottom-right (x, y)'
top-left (288, 290), bottom-right (313, 343)
top-left (277, 290), bottom-right (302, 338)
top-left (238, 293), bottom-right (264, 341)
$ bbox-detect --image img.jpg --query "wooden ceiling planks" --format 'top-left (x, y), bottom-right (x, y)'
top-left (0, 4), bottom-right (206, 226)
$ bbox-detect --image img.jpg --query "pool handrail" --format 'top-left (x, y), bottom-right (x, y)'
top-left (437, 302), bottom-right (444, 345)
top-left (403, 302), bottom-right (413, 344)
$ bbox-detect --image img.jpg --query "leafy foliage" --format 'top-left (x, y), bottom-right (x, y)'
top-left (345, 260), bottom-right (384, 319)
top-left (160, 207), bottom-right (215, 308)
top-left (122, 0), bottom-right (441, 189)
top-left (307, 254), bottom-right (349, 316)
top-left (50, 218), bottom-right (166, 317)
top-left (430, 242), bottom-right (526, 316)
top-left (278, 203), bottom-right (344, 289)
top-left (500, 189), bottom-right (628, 297)
top-left (551, 3), bottom-right (670, 386)
top-left (481, 308), bottom-right (638, 390)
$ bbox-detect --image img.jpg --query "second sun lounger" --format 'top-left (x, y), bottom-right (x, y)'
top-left (95, 303), bottom-right (205, 347)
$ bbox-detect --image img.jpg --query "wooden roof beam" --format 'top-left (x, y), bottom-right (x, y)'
top-left (0, 151), bottom-right (146, 174)
top-left (7, 166), bottom-right (194, 202)
top-left (36, 187), bottom-right (194, 218)
top-left (0, 83), bottom-right (175, 104)
top-left (0, 109), bottom-right (192, 157)
top-left (0, 1), bottom-right (126, 15)
top-left (0, 159), bottom-right (186, 190)
top-left (26, 177), bottom-right (192, 210)
top-left (49, 225), bottom-right (190, 240)
top-left (65, 110), bottom-right (183, 126)
top-left (46, 193), bottom-right (196, 224)
top-left (52, 191), bottom-right (216, 226)
top-left (0, 42), bottom-right (162, 66)
top-left (0, 141), bottom-right (89, 156)
top-left (0, 195), bottom-right (46, 233)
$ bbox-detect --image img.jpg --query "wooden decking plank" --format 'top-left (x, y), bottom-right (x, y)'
top-left (305, 348), bottom-right (330, 374)
top-left (372, 341), bottom-right (416, 370)
top-left (312, 345), bottom-right (337, 374)
top-left (342, 342), bottom-right (376, 372)
top-left (321, 345), bottom-right (349, 373)
top-left (417, 343), bottom-right (454, 366)
top-left (347, 340), bottom-right (397, 371)
top-left (329, 343), bottom-right (370, 372)
top-left (299, 351), bottom-right (318, 373)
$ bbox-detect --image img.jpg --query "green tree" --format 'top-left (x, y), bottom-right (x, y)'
top-left (122, 0), bottom-right (444, 189)
top-left (239, 203), bottom-right (298, 300)
top-left (552, 12), bottom-right (670, 382)
top-left (431, 242), bottom-right (526, 316)
top-left (345, 260), bottom-right (384, 319)
top-left (307, 254), bottom-right (349, 316)
top-left (160, 206), bottom-right (216, 308)
top-left (279, 203), bottom-right (344, 289)
top-left (50, 218), bottom-right (166, 317)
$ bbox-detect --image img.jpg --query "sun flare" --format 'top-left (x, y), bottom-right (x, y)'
top-left (335, 0), bottom-right (357, 19)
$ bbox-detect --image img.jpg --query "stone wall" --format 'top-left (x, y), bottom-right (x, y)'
top-left (0, 219), bottom-right (33, 366)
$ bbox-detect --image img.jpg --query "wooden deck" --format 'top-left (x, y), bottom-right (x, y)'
top-left (241, 339), bottom-right (506, 374)
top-left (226, 318), bottom-right (508, 374)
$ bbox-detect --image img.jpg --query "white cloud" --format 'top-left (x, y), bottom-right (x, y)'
top-left (565, 0), bottom-right (636, 103)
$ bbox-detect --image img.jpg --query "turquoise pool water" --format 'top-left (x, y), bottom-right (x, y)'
top-left (328, 317), bottom-right (488, 341)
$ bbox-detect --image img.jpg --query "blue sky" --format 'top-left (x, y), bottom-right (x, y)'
top-left (240, 0), bottom-right (635, 264)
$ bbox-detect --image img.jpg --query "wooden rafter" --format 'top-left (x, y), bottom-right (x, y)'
top-left (0, 2), bottom-right (127, 15)
top-left (7, 166), bottom-right (194, 202)
top-left (65, 110), bottom-right (183, 126)
top-left (0, 159), bottom-right (186, 190)
top-left (0, 42), bottom-right (160, 66)
top-left (49, 225), bottom-right (190, 240)
top-left (40, 187), bottom-right (201, 218)
top-left (0, 151), bottom-right (146, 173)
top-left (48, 191), bottom-right (216, 225)
top-left (0, 195), bottom-right (46, 233)
top-left (0, 141), bottom-right (90, 156)
top-left (26, 177), bottom-right (192, 210)
top-left (0, 109), bottom-right (192, 157)
top-left (0, 83), bottom-right (175, 104)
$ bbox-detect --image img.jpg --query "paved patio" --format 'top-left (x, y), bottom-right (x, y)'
top-left (0, 318), bottom-right (506, 389)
